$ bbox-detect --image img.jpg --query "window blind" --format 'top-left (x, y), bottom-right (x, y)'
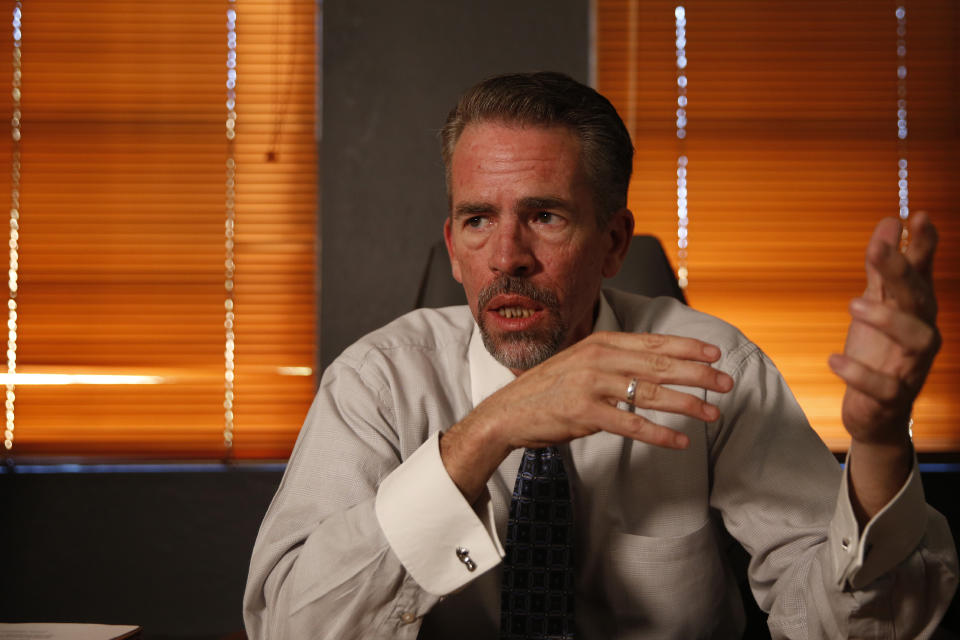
top-left (1, 0), bottom-right (317, 459)
top-left (597, 0), bottom-right (958, 451)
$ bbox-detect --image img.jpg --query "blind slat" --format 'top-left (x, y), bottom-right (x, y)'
top-left (597, 0), bottom-right (959, 451)
top-left (0, 0), bottom-right (318, 459)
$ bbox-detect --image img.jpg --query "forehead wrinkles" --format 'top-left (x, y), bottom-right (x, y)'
top-left (451, 124), bottom-right (586, 195)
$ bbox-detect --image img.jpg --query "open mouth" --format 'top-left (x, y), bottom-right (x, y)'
top-left (476, 277), bottom-right (559, 331)
top-left (496, 306), bottom-right (535, 319)
top-left (484, 294), bottom-right (546, 325)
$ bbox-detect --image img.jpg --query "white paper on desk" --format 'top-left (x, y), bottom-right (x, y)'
top-left (0, 623), bottom-right (140, 640)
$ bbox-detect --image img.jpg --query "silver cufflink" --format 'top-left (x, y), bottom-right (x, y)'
top-left (455, 546), bottom-right (477, 571)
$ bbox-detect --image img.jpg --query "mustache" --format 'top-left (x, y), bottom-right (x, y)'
top-left (477, 275), bottom-right (559, 312)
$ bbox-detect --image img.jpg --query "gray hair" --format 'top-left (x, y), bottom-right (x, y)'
top-left (440, 71), bottom-right (634, 225)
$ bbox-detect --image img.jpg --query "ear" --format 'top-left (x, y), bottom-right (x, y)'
top-left (601, 208), bottom-right (635, 278)
top-left (443, 217), bottom-right (464, 283)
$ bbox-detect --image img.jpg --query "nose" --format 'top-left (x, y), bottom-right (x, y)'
top-left (489, 218), bottom-right (535, 277)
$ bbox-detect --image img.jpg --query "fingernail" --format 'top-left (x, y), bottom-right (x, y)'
top-left (717, 372), bottom-right (733, 392)
top-left (850, 298), bottom-right (868, 314)
top-left (703, 345), bottom-right (720, 359)
top-left (675, 433), bottom-right (690, 449)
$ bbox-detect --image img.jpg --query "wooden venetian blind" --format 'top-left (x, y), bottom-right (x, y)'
top-left (597, 0), bottom-right (959, 451)
top-left (0, 0), bottom-right (317, 459)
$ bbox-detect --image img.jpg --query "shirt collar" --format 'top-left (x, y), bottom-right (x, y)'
top-left (468, 290), bottom-right (620, 407)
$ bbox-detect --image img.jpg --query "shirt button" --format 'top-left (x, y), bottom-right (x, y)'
top-left (399, 612), bottom-right (416, 624)
top-left (841, 537), bottom-right (851, 551)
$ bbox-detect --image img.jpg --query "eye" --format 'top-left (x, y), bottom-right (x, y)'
top-left (534, 211), bottom-right (560, 225)
top-left (465, 215), bottom-right (488, 229)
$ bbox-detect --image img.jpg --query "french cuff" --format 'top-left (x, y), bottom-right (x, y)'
top-left (830, 449), bottom-right (927, 590)
top-left (375, 430), bottom-right (504, 596)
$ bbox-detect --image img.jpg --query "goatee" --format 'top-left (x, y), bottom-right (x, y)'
top-left (476, 275), bottom-right (567, 371)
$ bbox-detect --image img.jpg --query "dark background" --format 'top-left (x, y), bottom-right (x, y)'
top-left (2, 0), bottom-right (958, 637)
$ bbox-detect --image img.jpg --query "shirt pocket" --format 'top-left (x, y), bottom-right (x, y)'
top-left (598, 518), bottom-right (730, 637)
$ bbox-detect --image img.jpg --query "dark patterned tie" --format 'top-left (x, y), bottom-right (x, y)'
top-left (500, 446), bottom-right (575, 640)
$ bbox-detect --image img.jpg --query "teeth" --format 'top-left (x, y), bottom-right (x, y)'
top-left (498, 307), bottom-right (534, 319)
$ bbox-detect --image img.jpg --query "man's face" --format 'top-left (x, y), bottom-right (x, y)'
top-left (444, 121), bottom-right (631, 373)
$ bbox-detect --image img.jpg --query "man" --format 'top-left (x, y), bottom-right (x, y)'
top-left (244, 72), bottom-right (957, 639)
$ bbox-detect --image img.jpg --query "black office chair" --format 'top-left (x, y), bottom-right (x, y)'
top-left (414, 241), bottom-right (468, 308)
top-left (605, 234), bottom-right (687, 304)
top-left (414, 234), bottom-right (686, 308)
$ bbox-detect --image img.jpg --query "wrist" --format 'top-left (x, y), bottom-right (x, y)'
top-left (440, 414), bottom-right (513, 504)
top-left (847, 436), bottom-right (913, 525)
top-left (849, 427), bottom-right (912, 458)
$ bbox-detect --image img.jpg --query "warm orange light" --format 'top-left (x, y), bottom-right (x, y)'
top-left (0, 1), bottom-right (318, 459)
top-left (0, 374), bottom-right (164, 385)
top-left (599, 0), bottom-right (960, 452)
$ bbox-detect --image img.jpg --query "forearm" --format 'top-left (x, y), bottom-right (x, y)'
top-left (761, 451), bottom-right (957, 638)
top-left (243, 361), bottom-right (454, 639)
top-left (769, 493), bottom-right (957, 639)
top-left (246, 433), bottom-right (506, 638)
top-left (245, 498), bottom-right (437, 640)
top-left (766, 518), bottom-right (957, 639)
top-left (711, 345), bottom-right (957, 637)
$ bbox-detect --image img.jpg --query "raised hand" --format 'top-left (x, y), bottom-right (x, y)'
top-left (828, 213), bottom-right (940, 520)
top-left (441, 331), bottom-right (734, 502)
top-left (829, 213), bottom-right (940, 445)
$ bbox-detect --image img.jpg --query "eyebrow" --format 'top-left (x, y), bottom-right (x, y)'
top-left (453, 201), bottom-right (495, 218)
top-left (517, 196), bottom-right (573, 212)
top-left (452, 196), bottom-right (574, 219)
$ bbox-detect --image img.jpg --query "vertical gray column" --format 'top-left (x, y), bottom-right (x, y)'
top-left (320, 0), bottom-right (590, 368)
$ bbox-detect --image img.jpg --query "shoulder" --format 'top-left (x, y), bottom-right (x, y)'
top-left (603, 288), bottom-right (759, 368)
top-left (334, 305), bottom-right (475, 376)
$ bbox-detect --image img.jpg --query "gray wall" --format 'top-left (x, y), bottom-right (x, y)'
top-left (320, 0), bottom-right (591, 368)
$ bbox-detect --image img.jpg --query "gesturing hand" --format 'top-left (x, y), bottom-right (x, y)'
top-left (441, 331), bottom-right (734, 502)
top-left (828, 213), bottom-right (940, 446)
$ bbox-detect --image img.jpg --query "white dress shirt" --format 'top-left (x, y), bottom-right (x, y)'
top-left (243, 290), bottom-right (958, 639)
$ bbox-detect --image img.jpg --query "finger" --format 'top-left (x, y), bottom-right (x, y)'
top-left (591, 330), bottom-right (723, 363)
top-left (828, 353), bottom-right (903, 406)
top-left (579, 336), bottom-right (734, 392)
top-left (904, 211), bottom-right (938, 279)
top-left (848, 297), bottom-right (941, 355)
top-left (589, 349), bottom-right (733, 394)
top-left (595, 372), bottom-right (722, 422)
top-left (864, 218), bottom-right (901, 299)
top-left (868, 241), bottom-right (935, 319)
top-left (627, 353), bottom-right (733, 393)
top-left (596, 403), bottom-right (690, 449)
